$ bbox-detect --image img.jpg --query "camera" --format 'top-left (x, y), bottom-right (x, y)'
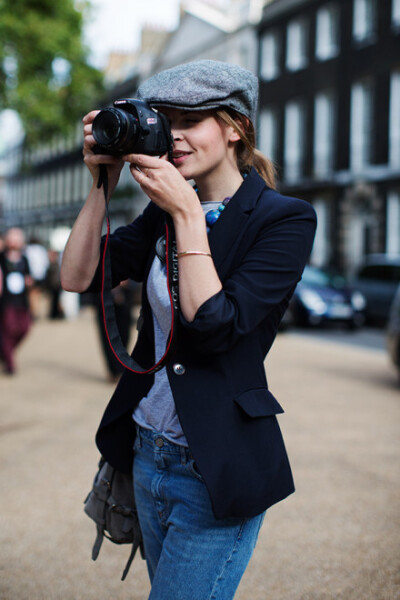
top-left (92, 99), bottom-right (173, 157)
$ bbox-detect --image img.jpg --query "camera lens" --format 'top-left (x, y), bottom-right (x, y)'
top-left (97, 114), bottom-right (120, 143)
top-left (92, 107), bottom-right (139, 154)
top-left (93, 108), bottom-right (123, 146)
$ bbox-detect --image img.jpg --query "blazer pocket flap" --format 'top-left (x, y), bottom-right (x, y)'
top-left (234, 388), bottom-right (284, 417)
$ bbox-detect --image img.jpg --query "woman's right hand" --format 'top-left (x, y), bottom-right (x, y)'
top-left (61, 111), bottom-right (124, 293)
top-left (82, 111), bottom-right (124, 194)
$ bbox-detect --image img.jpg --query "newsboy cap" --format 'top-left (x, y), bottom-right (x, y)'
top-left (137, 60), bottom-right (259, 123)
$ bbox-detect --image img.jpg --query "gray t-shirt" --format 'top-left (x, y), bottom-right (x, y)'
top-left (132, 201), bottom-right (220, 446)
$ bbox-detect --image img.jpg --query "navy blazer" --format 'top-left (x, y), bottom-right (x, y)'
top-left (89, 168), bottom-right (317, 519)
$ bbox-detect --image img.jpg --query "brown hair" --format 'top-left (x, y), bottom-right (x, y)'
top-left (216, 109), bottom-right (277, 189)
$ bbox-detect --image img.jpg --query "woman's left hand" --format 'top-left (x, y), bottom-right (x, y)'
top-left (124, 153), bottom-right (200, 218)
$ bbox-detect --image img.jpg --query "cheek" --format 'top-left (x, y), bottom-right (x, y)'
top-left (199, 131), bottom-right (227, 156)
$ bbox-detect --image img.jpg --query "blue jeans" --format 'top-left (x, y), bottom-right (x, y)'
top-left (133, 426), bottom-right (266, 600)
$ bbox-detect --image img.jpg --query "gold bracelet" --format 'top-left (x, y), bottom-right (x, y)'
top-left (176, 250), bottom-right (212, 258)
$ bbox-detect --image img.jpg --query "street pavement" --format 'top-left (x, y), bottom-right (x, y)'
top-left (0, 308), bottom-right (399, 600)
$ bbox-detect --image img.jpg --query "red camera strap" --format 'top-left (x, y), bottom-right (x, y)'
top-left (98, 165), bottom-right (179, 374)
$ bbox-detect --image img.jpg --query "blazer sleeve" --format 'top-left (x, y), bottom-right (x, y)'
top-left (86, 201), bottom-right (161, 293)
top-left (180, 198), bottom-right (317, 354)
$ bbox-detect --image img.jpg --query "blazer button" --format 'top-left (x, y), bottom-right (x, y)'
top-left (173, 363), bottom-right (186, 375)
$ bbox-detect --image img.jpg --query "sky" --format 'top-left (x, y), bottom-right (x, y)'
top-left (83, 0), bottom-right (182, 68)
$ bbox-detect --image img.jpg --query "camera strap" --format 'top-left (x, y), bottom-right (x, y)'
top-left (97, 164), bottom-right (179, 375)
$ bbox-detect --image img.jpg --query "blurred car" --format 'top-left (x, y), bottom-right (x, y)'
top-left (352, 254), bottom-right (400, 325)
top-left (387, 284), bottom-right (400, 383)
top-left (283, 265), bottom-right (366, 329)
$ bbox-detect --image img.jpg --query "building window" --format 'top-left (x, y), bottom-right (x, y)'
top-left (286, 18), bottom-right (308, 71)
top-left (393, 0), bottom-right (400, 27)
top-left (259, 108), bottom-right (279, 163)
top-left (386, 191), bottom-right (400, 254)
top-left (315, 4), bottom-right (339, 60)
top-left (310, 198), bottom-right (332, 267)
top-left (284, 100), bottom-right (305, 181)
top-left (350, 80), bottom-right (373, 172)
top-left (260, 30), bottom-right (280, 80)
top-left (314, 91), bottom-right (336, 177)
top-left (353, 0), bottom-right (376, 43)
top-left (389, 72), bottom-right (400, 167)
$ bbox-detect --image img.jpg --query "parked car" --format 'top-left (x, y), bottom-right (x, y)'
top-left (352, 254), bottom-right (400, 325)
top-left (283, 265), bottom-right (366, 329)
top-left (387, 284), bottom-right (400, 383)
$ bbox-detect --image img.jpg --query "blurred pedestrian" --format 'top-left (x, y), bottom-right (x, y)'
top-left (61, 60), bottom-right (316, 597)
top-left (0, 228), bottom-right (33, 374)
top-left (0, 234), bottom-right (4, 365)
top-left (25, 236), bottom-right (50, 318)
top-left (44, 249), bottom-right (64, 320)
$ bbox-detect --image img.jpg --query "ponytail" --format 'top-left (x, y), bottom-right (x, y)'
top-left (216, 109), bottom-right (277, 190)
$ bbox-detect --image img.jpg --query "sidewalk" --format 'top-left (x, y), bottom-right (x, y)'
top-left (0, 309), bottom-right (399, 599)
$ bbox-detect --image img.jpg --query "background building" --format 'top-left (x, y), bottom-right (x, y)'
top-left (2, 0), bottom-right (399, 276)
top-left (0, 0), bottom-right (272, 244)
top-left (258, 0), bottom-right (400, 273)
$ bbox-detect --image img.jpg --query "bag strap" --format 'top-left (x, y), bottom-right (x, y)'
top-left (92, 524), bottom-right (104, 561)
top-left (97, 165), bottom-right (179, 374)
top-left (121, 536), bottom-right (141, 581)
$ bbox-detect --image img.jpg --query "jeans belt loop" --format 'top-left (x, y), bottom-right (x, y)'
top-left (135, 424), bottom-right (143, 448)
top-left (180, 446), bottom-right (188, 465)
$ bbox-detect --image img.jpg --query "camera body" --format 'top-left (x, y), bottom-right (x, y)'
top-left (92, 99), bottom-right (173, 157)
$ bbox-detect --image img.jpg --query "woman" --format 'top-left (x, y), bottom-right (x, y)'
top-left (61, 60), bottom-right (316, 599)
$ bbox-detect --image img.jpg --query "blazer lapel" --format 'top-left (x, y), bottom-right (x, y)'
top-left (208, 168), bottom-right (266, 273)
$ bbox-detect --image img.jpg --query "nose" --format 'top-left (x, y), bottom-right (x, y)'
top-left (172, 129), bottom-right (183, 142)
top-left (170, 122), bottom-right (183, 141)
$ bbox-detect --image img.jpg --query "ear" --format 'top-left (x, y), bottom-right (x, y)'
top-left (228, 128), bottom-right (241, 143)
top-left (228, 116), bottom-right (249, 143)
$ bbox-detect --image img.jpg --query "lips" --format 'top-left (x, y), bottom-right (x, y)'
top-left (172, 150), bottom-right (191, 166)
top-left (172, 151), bottom-right (191, 158)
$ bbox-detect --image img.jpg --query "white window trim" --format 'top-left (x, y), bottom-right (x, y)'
top-left (259, 108), bottom-right (278, 162)
top-left (314, 91), bottom-right (335, 177)
top-left (350, 80), bottom-right (373, 172)
top-left (389, 72), bottom-right (400, 167)
top-left (315, 4), bottom-right (339, 61)
top-left (284, 100), bottom-right (305, 181)
top-left (386, 191), bottom-right (400, 254)
top-left (353, 0), bottom-right (376, 42)
top-left (310, 198), bottom-right (331, 267)
top-left (260, 30), bottom-right (280, 81)
top-left (286, 18), bottom-right (308, 71)
top-left (392, 0), bottom-right (400, 26)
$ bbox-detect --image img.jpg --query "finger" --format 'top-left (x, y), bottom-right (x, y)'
top-left (83, 134), bottom-right (96, 149)
top-left (123, 153), bottom-right (162, 168)
top-left (84, 153), bottom-right (121, 165)
top-left (83, 124), bottom-right (93, 136)
top-left (129, 164), bottom-right (151, 185)
top-left (83, 110), bottom-right (100, 124)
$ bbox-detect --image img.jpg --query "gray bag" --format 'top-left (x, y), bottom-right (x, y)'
top-left (84, 458), bottom-right (144, 580)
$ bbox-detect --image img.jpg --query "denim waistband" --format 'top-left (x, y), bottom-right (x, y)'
top-left (135, 425), bottom-right (194, 461)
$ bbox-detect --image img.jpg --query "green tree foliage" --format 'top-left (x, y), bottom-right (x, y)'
top-left (0, 0), bottom-right (104, 146)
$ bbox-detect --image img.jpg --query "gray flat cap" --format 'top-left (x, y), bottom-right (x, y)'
top-left (137, 60), bottom-right (259, 123)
